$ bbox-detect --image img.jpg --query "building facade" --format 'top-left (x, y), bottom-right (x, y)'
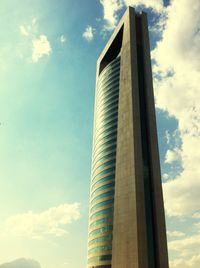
top-left (87, 7), bottom-right (169, 268)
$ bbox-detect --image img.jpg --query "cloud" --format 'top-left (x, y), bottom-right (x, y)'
top-left (0, 258), bottom-right (41, 268)
top-left (19, 25), bottom-right (30, 37)
top-left (169, 233), bottom-right (200, 257)
top-left (32, 35), bottom-right (52, 62)
top-left (167, 228), bottom-right (200, 267)
top-left (100, 0), bottom-right (123, 30)
top-left (60, 35), bottom-right (66, 43)
top-left (123, 0), bottom-right (163, 12)
top-left (170, 254), bottom-right (200, 268)
top-left (152, 0), bottom-right (200, 217)
top-left (99, 0), bottom-right (164, 31)
top-left (18, 19), bottom-right (52, 63)
top-left (165, 130), bottom-right (171, 144)
top-left (165, 148), bottom-right (181, 164)
top-left (162, 173), bottom-right (169, 181)
top-left (192, 212), bottom-right (200, 219)
top-left (5, 203), bottom-right (81, 239)
top-left (167, 230), bottom-right (186, 238)
top-left (19, 18), bottom-right (37, 37)
top-left (82, 26), bottom-right (95, 41)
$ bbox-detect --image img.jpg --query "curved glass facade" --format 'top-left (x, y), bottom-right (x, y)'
top-left (87, 56), bottom-right (120, 268)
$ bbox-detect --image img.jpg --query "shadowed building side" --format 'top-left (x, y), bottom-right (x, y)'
top-left (87, 7), bottom-right (169, 268)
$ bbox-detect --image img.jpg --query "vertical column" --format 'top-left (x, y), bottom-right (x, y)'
top-left (140, 12), bottom-right (169, 268)
top-left (111, 8), bottom-right (149, 268)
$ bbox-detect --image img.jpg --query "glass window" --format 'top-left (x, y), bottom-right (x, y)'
top-left (88, 234), bottom-right (112, 246)
top-left (91, 181), bottom-right (115, 197)
top-left (95, 125), bottom-right (117, 142)
top-left (93, 135), bottom-right (117, 153)
top-left (98, 72), bottom-right (119, 90)
top-left (97, 79), bottom-right (119, 98)
top-left (90, 199), bottom-right (114, 213)
top-left (98, 106), bottom-right (118, 121)
top-left (90, 190), bottom-right (114, 207)
top-left (94, 132), bottom-right (117, 149)
top-left (97, 91), bottom-right (119, 110)
top-left (98, 106), bottom-right (118, 120)
top-left (91, 175), bottom-right (115, 191)
top-left (97, 113), bottom-right (118, 128)
top-left (93, 145), bottom-right (116, 163)
top-left (96, 95), bottom-right (119, 112)
top-left (89, 216), bottom-right (113, 228)
top-left (88, 255), bottom-right (112, 263)
top-left (97, 99), bottom-right (118, 115)
top-left (90, 207), bottom-right (113, 220)
top-left (92, 168), bottom-right (115, 183)
top-left (99, 61), bottom-right (120, 80)
top-left (89, 225), bottom-right (113, 237)
top-left (88, 244), bottom-right (112, 255)
top-left (92, 160), bottom-right (115, 178)
top-left (97, 86), bottom-right (119, 104)
top-left (92, 154), bottom-right (116, 172)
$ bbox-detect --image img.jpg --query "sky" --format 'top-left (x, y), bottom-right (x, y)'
top-left (0, 0), bottom-right (200, 268)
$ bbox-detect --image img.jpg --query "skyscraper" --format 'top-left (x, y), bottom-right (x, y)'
top-left (87, 7), bottom-right (169, 268)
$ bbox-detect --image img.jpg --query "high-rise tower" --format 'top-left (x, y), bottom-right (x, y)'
top-left (87, 7), bottom-right (169, 268)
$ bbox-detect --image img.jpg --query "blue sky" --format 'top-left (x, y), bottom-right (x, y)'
top-left (0, 1), bottom-right (200, 268)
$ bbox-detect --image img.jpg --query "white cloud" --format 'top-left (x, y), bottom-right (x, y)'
top-left (60, 35), bottom-right (66, 43)
top-left (100, 0), bottom-right (123, 30)
top-left (123, 0), bottom-right (163, 12)
top-left (167, 231), bottom-right (200, 267)
top-left (99, 0), bottom-right (164, 31)
top-left (169, 234), bottom-right (200, 257)
top-left (162, 173), bottom-right (169, 181)
top-left (32, 35), bottom-right (52, 62)
top-left (170, 254), bottom-right (200, 268)
top-left (19, 25), bottom-right (30, 37)
top-left (32, 18), bottom-right (37, 25)
top-left (19, 19), bottom-right (37, 37)
top-left (165, 130), bottom-right (170, 144)
top-left (5, 203), bottom-right (81, 239)
top-left (152, 0), bottom-right (200, 217)
top-left (167, 230), bottom-right (186, 238)
top-left (192, 212), bottom-right (200, 219)
top-left (82, 26), bottom-right (95, 41)
top-left (165, 148), bottom-right (181, 164)
top-left (0, 258), bottom-right (41, 268)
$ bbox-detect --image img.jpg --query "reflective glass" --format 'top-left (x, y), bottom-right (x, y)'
top-left (90, 199), bottom-right (114, 213)
top-left (92, 168), bottom-right (115, 183)
top-left (88, 234), bottom-right (112, 246)
top-left (92, 159), bottom-right (115, 175)
top-left (97, 75), bottom-right (119, 93)
top-left (97, 92), bottom-right (119, 110)
top-left (89, 216), bottom-right (113, 228)
top-left (97, 85), bottom-right (119, 103)
top-left (90, 207), bottom-right (113, 220)
top-left (93, 145), bottom-right (116, 163)
top-left (89, 225), bottom-right (113, 237)
top-left (97, 99), bottom-right (118, 115)
top-left (88, 244), bottom-right (112, 254)
top-left (97, 81), bottom-right (119, 100)
top-left (91, 181), bottom-right (115, 197)
top-left (88, 255), bottom-right (112, 263)
top-left (98, 113), bottom-right (118, 125)
top-left (90, 190), bottom-right (114, 206)
top-left (97, 95), bottom-right (119, 112)
top-left (91, 175), bottom-right (115, 190)
top-left (93, 135), bottom-right (117, 153)
top-left (98, 106), bottom-right (118, 120)
top-left (93, 152), bottom-right (116, 168)
top-left (95, 124), bottom-right (117, 141)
